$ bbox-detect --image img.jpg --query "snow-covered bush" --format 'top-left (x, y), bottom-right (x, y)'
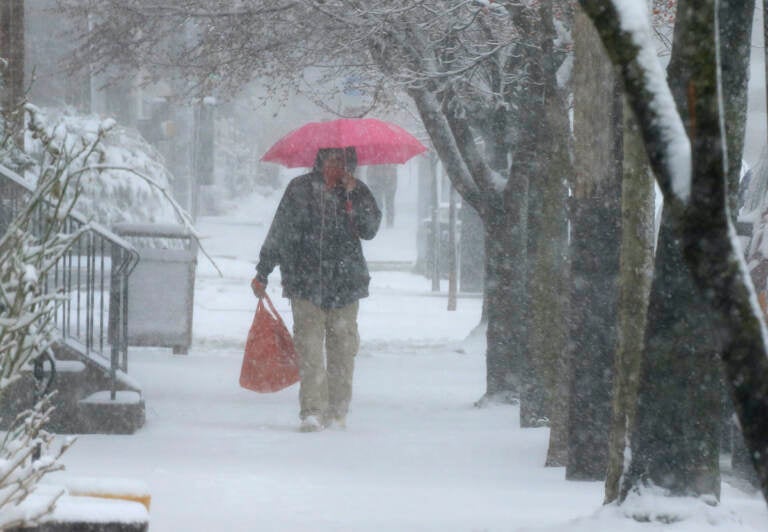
top-left (26, 107), bottom-right (182, 227)
top-left (0, 106), bottom-right (99, 528)
top-left (0, 396), bottom-right (74, 528)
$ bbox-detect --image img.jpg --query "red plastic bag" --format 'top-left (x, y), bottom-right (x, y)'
top-left (239, 294), bottom-right (300, 392)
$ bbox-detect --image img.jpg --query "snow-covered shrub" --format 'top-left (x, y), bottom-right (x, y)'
top-left (0, 105), bottom-right (103, 528)
top-left (26, 107), bottom-right (183, 227)
top-left (0, 396), bottom-right (74, 529)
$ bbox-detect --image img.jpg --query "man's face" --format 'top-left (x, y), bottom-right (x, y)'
top-left (322, 153), bottom-right (346, 183)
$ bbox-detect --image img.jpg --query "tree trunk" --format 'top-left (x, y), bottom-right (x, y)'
top-left (523, 11), bottom-right (571, 430)
top-left (520, 143), bottom-right (549, 426)
top-left (496, 0), bottom-right (568, 428)
top-left (525, 170), bottom-right (569, 430)
top-left (545, 311), bottom-right (571, 467)
top-left (483, 195), bottom-right (528, 403)
top-left (719, 0), bottom-right (758, 487)
top-left (604, 101), bottom-right (655, 503)
top-left (541, 4), bottom-right (575, 466)
top-left (579, 0), bottom-right (768, 506)
top-left (0, 0), bottom-right (25, 146)
top-left (407, 84), bottom-right (528, 405)
top-left (566, 7), bottom-right (622, 481)
top-left (719, 0), bottom-right (754, 220)
top-left (519, 86), bottom-right (549, 426)
top-left (466, 112), bottom-right (508, 332)
top-left (621, 211), bottom-right (722, 501)
top-left (619, 1), bottom-right (726, 502)
top-left (459, 203), bottom-right (484, 293)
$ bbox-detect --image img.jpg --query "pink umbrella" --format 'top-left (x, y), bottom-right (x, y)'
top-left (261, 118), bottom-right (427, 168)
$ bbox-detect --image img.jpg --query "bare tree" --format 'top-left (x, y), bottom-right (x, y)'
top-left (616, 0), bottom-right (753, 503)
top-left (579, 0), bottom-right (768, 506)
top-left (604, 101), bottom-right (655, 503)
top-left (55, 1), bottom-right (574, 414)
top-left (566, 6), bottom-right (622, 481)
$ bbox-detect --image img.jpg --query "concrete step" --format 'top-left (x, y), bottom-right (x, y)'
top-left (78, 391), bottom-right (145, 435)
top-left (9, 488), bottom-right (149, 532)
top-left (56, 476), bottom-right (151, 512)
top-left (0, 349), bottom-right (145, 434)
top-left (53, 339), bottom-right (143, 392)
top-left (40, 475), bottom-right (151, 513)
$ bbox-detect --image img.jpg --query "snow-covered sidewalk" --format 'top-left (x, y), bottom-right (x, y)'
top-left (53, 180), bottom-right (768, 531)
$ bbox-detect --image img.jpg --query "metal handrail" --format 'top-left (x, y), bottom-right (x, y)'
top-left (0, 164), bottom-right (138, 252)
top-left (0, 162), bottom-right (139, 394)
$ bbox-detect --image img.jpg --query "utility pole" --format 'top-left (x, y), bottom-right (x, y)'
top-left (191, 97), bottom-right (216, 220)
top-left (430, 158), bottom-right (440, 292)
top-left (447, 185), bottom-right (457, 310)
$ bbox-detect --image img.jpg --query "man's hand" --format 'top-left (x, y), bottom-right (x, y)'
top-left (251, 277), bottom-right (267, 298)
top-left (341, 171), bottom-right (357, 192)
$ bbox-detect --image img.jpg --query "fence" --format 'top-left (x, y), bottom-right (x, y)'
top-left (0, 163), bottom-right (139, 396)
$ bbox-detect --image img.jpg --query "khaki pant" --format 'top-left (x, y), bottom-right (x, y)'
top-left (291, 299), bottom-right (359, 421)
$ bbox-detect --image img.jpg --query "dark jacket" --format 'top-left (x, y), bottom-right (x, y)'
top-left (255, 171), bottom-right (382, 309)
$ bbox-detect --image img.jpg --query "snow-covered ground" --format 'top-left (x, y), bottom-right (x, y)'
top-left (52, 165), bottom-right (768, 531)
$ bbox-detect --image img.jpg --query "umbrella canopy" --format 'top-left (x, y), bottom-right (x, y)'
top-left (261, 118), bottom-right (427, 168)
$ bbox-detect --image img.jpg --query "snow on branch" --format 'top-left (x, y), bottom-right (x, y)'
top-left (137, 2), bottom-right (298, 18)
top-left (0, 396), bottom-right (74, 530)
top-left (27, 107), bottom-right (184, 228)
top-left (579, 0), bottom-right (691, 206)
top-left (0, 105), bottom-right (99, 528)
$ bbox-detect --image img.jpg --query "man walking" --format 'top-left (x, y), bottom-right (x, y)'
top-left (251, 147), bottom-right (382, 432)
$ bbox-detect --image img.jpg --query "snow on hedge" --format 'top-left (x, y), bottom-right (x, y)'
top-left (27, 108), bottom-right (180, 227)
